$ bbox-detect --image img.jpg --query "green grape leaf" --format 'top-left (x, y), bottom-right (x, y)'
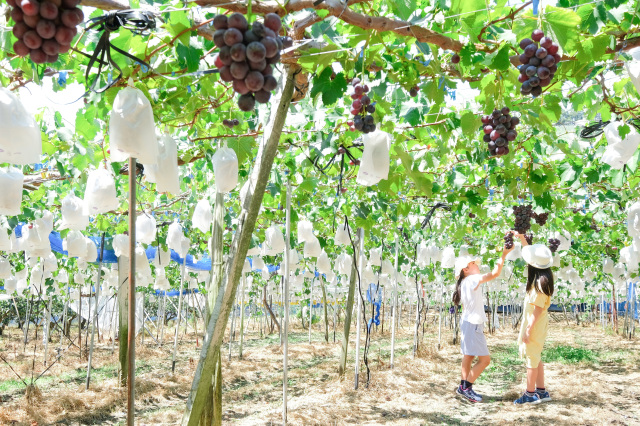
top-left (309, 68), bottom-right (347, 106)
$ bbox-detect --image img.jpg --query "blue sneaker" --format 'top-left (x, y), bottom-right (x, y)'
top-left (536, 389), bottom-right (551, 402)
top-left (456, 385), bottom-right (482, 403)
top-left (514, 392), bottom-right (541, 405)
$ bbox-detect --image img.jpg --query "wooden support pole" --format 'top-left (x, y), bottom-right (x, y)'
top-left (127, 157), bottom-right (137, 426)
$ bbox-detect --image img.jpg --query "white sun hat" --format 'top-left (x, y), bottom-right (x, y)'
top-left (454, 255), bottom-right (481, 279)
top-left (522, 244), bottom-right (553, 269)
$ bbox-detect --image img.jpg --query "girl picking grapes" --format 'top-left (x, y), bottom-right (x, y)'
top-left (452, 241), bottom-right (513, 403)
top-left (512, 232), bottom-right (555, 405)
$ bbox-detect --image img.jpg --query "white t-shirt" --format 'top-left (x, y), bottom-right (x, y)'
top-left (460, 274), bottom-right (485, 324)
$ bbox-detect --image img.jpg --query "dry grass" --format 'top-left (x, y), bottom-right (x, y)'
top-left (0, 317), bottom-right (639, 425)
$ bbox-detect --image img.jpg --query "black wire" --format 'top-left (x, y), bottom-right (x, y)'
top-left (344, 216), bottom-right (371, 389)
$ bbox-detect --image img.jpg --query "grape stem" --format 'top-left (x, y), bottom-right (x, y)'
top-left (477, 0), bottom-right (533, 43)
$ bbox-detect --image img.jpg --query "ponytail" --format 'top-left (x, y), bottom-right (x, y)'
top-left (452, 270), bottom-right (466, 306)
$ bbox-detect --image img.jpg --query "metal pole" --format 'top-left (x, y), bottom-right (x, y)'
top-left (141, 293), bottom-right (145, 346)
top-left (438, 281), bottom-right (443, 350)
top-left (283, 177), bottom-right (291, 425)
top-left (87, 233), bottom-right (105, 389)
top-left (160, 295), bottom-right (166, 345)
top-left (43, 297), bottom-right (52, 365)
top-left (172, 257), bottom-right (187, 373)
top-left (127, 157), bottom-right (137, 426)
top-left (239, 274), bottom-right (246, 358)
top-left (228, 294), bottom-right (237, 361)
top-left (354, 228), bottom-right (364, 389)
top-left (308, 277), bottom-right (313, 344)
top-left (390, 232), bottom-right (399, 369)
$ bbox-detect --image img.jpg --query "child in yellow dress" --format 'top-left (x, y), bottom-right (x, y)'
top-left (512, 235), bottom-right (554, 405)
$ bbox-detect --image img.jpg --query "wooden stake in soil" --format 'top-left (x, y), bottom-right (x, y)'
top-left (354, 228), bottom-right (364, 389)
top-left (390, 232), bottom-right (399, 368)
top-left (127, 157), bottom-right (137, 426)
top-left (172, 256), bottom-right (187, 373)
top-left (283, 177), bottom-right (291, 425)
top-left (239, 274), bottom-right (246, 359)
top-left (86, 233), bottom-right (105, 389)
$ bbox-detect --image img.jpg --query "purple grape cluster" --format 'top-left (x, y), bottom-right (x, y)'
top-left (524, 233), bottom-right (533, 245)
top-left (9, 0), bottom-right (82, 64)
top-left (518, 29), bottom-right (560, 98)
top-left (212, 12), bottom-right (292, 112)
top-left (533, 212), bottom-right (549, 226)
top-left (346, 77), bottom-right (376, 133)
top-left (504, 232), bottom-right (514, 249)
top-left (222, 118), bottom-right (239, 128)
top-left (548, 238), bottom-right (560, 253)
top-left (513, 204), bottom-right (534, 234)
top-left (481, 107), bottom-right (519, 157)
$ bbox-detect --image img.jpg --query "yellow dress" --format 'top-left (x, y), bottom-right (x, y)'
top-left (518, 288), bottom-right (551, 368)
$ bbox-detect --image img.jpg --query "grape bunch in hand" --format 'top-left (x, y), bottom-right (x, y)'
top-left (482, 107), bottom-right (520, 157)
top-left (213, 12), bottom-right (287, 111)
top-left (504, 232), bottom-right (514, 249)
top-left (9, 0), bottom-right (83, 64)
top-left (518, 29), bottom-right (560, 98)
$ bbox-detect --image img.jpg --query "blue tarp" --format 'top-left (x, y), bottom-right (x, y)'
top-left (15, 224), bottom-right (229, 271)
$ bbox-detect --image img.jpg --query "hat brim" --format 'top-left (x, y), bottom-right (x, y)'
top-left (522, 246), bottom-right (554, 269)
top-left (454, 257), bottom-right (481, 278)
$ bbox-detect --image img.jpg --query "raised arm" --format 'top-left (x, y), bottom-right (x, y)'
top-left (514, 231), bottom-right (529, 247)
top-left (478, 248), bottom-right (510, 285)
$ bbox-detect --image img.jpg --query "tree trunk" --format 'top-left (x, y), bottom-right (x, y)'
top-left (181, 66), bottom-right (295, 426)
top-left (200, 191), bottom-right (225, 426)
top-left (117, 256), bottom-right (129, 387)
top-left (338, 229), bottom-right (361, 377)
top-left (263, 285), bottom-right (280, 334)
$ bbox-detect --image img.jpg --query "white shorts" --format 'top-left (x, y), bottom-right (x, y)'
top-left (460, 320), bottom-right (489, 356)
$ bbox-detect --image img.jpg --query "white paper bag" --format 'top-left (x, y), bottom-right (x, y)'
top-left (83, 167), bottom-right (119, 215)
top-left (261, 225), bottom-right (285, 256)
top-left (441, 246), bottom-right (456, 269)
top-left (167, 221), bottom-right (184, 253)
top-left (297, 220), bottom-right (314, 243)
top-left (334, 221), bottom-right (351, 246)
top-left (64, 230), bottom-right (87, 258)
top-left (113, 234), bottom-right (129, 258)
top-left (0, 88), bottom-right (41, 165)
top-left (356, 131), bottom-right (390, 186)
top-left (0, 226), bottom-right (10, 251)
top-left (212, 144), bottom-right (239, 193)
top-left (602, 121), bottom-right (640, 170)
top-left (626, 47), bottom-right (640, 95)
top-left (316, 249), bottom-right (331, 274)
top-left (136, 213), bottom-right (157, 245)
top-left (303, 235), bottom-right (321, 258)
top-left (59, 193), bottom-right (89, 231)
top-left (0, 167), bottom-right (24, 216)
top-left (193, 199), bottom-right (213, 233)
top-left (109, 87), bottom-right (158, 164)
top-left (145, 133), bottom-right (180, 194)
top-left (0, 257), bottom-right (10, 279)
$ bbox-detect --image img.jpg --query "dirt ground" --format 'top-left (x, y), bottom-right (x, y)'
top-left (0, 313), bottom-right (639, 425)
